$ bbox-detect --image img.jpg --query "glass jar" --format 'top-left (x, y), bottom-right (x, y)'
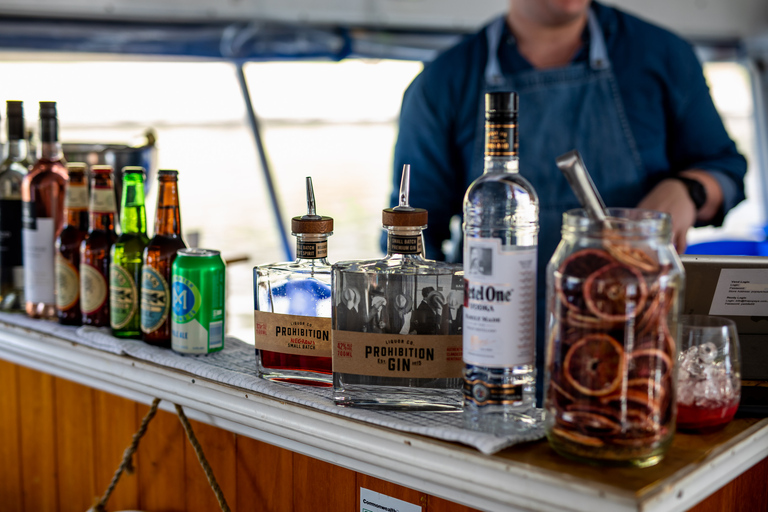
top-left (544, 208), bottom-right (684, 467)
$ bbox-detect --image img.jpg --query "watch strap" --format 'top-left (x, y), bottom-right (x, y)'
top-left (672, 176), bottom-right (707, 210)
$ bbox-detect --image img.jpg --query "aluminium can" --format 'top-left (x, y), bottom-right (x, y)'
top-left (171, 248), bottom-right (226, 354)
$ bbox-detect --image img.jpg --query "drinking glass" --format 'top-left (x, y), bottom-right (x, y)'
top-left (677, 315), bottom-right (741, 432)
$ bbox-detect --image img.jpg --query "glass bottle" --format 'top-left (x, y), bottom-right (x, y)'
top-left (80, 165), bottom-right (117, 327)
top-left (0, 101), bottom-right (30, 310)
top-left (22, 101), bottom-right (68, 319)
top-left (254, 177), bottom-right (333, 386)
top-left (332, 165), bottom-right (464, 409)
top-left (55, 163), bottom-right (89, 325)
top-left (462, 92), bottom-right (539, 434)
top-left (110, 167), bottom-right (149, 338)
top-left (544, 208), bottom-right (683, 467)
top-left (141, 170), bottom-right (185, 347)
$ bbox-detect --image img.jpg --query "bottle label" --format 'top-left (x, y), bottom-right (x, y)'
top-left (55, 254), bottom-right (80, 310)
top-left (463, 238), bottom-right (536, 367)
top-left (388, 235), bottom-right (422, 254)
top-left (462, 378), bottom-right (523, 406)
top-left (110, 264), bottom-right (138, 329)
top-left (253, 311), bottom-right (332, 357)
top-left (65, 184), bottom-right (88, 210)
top-left (484, 121), bottom-right (517, 157)
top-left (22, 203), bottom-right (55, 303)
top-left (0, 199), bottom-right (24, 284)
top-left (89, 187), bottom-right (116, 213)
top-left (141, 266), bottom-right (170, 333)
top-left (332, 330), bottom-right (463, 378)
top-left (80, 264), bottom-right (108, 314)
top-left (296, 241), bottom-right (327, 259)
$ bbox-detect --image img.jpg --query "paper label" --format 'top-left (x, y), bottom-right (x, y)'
top-left (22, 217), bottom-right (55, 304)
top-left (65, 184), bottom-right (88, 209)
top-left (80, 264), bottom-right (108, 313)
top-left (89, 187), bottom-right (116, 213)
top-left (55, 254), bottom-right (80, 309)
top-left (709, 268), bottom-right (768, 316)
top-left (360, 488), bottom-right (421, 512)
top-left (254, 310), bottom-right (332, 357)
top-left (332, 330), bottom-right (462, 378)
top-left (463, 238), bottom-right (536, 367)
top-left (141, 266), bottom-right (170, 333)
top-left (296, 240), bottom-right (327, 259)
top-left (110, 264), bottom-right (138, 329)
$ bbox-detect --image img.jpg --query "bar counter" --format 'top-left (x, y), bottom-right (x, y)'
top-left (1, 317), bottom-right (767, 512)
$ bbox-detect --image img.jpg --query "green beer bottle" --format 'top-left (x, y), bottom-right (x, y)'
top-left (110, 167), bottom-right (149, 337)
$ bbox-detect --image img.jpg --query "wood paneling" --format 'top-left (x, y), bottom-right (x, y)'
top-left (184, 419), bottom-right (237, 512)
top-left (236, 435), bottom-right (293, 512)
top-left (357, 473), bottom-right (427, 510)
top-left (17, 364), bottom-right (59, 512)
top-left (0, 359), bottom-right (23, 512)
top-left (687, 456), bottom-right (768, 512)
top-left (428, 496), bottom-right (483, 512)
top-left (293, 453), bottom-right (356, 512)
top-left (136, 405), bottom-right (187, 512)
top-left (54, 378), bottom-right (96, 512)
top-left (92, 389), bottom-right (139, 511)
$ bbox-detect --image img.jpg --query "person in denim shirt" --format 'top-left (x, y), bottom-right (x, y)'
top-left (387, 0), bottom-right (747, 401)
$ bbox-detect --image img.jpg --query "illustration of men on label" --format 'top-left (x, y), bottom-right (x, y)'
top-left (337, 286), bottom-right (364, 332)
top-left (468, 246), bottom-right (492, 276)
top-left (388, 292), bottom-right (413, 335)
top-left (446, 290), bottom-right (463, 335)
top-left (366, 293), bottom-right (388, 333)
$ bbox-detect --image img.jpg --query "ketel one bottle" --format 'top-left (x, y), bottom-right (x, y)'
top-left (110, 167), bottom-right (149, 338)
top-left (55, 163), bottom-right (89, 325)
top-left (141, 170), bottom-right (186, 347)
top-left (80, 165), bottom-right (118, 326)
top-left (254, 177), bottom-right (333, 385)
top-left (462, 92), bottom-right (539, 434)
top-left (21, 101), bottom-right (68, 319)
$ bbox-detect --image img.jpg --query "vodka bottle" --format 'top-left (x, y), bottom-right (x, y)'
top-left (254, 177), bottom-right (333, 386)
top-left (462, 92), bottom-right (539, 433)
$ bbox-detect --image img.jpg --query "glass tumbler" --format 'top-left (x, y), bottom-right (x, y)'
top-left (677, 314), bottom-right (741, 432)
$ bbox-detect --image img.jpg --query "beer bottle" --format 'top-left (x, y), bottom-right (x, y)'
top-left (141, 170), bottom-right (185, 347)
top-left (110, 167), bottom-right (149, 338)
top-left (80, 165), bottom-right (117, 326)
top-left (22, 101), bottom-right (68, 319)
top-left (55, 163), bottom-right (89, 324)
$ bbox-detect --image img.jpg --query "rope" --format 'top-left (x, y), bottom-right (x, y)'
top-left (174, 403), bottom-right (232, 512)
top-left (89, 397), bottom-right (161, 512)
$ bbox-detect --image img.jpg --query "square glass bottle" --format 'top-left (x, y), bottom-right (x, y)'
top-left (254, 177), bottom-right (333, 386)
top-left (332, 165), bottom-right (464, 409)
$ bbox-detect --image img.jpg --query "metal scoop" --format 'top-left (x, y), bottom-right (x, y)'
top-left (555, 150), bottom-right (608, 222)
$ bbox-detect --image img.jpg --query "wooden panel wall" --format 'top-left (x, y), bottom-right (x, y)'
top-left (0, 360), bottom-right (764, 512)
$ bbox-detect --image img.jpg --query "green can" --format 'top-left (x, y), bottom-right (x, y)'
top-left (171, 248), bottom-right (226, 354)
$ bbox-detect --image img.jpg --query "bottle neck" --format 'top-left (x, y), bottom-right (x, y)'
top-left (386, 226), bottom-right (426, 258)
top-left (294, 233), bottom-right (330, 264)
top-left (64, 172), bottom-right (88, 229)
top-left (120, 179), bottom-right (148, 235)
top-left (37, 141), bottom-right (62, 161)
top-left (5, 139), bottom-right (28, 162)
top-left (89, 173), bottom-right (116, 232)
top-left (154, 178), bottom-right (182, 237)
top-left (38, 117), bottom-right (61, 160)
top-left (483, 116), bottom-right (519, 174)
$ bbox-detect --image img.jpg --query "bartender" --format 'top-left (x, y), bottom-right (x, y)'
top-left (386, 0), bottom-right (747, 401)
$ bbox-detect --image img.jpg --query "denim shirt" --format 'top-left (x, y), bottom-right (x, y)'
top-left (389, 1), bottom-right (747, 262)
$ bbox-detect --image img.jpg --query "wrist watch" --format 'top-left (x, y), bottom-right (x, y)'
top-left (673, 176), bottom-right (707, 211)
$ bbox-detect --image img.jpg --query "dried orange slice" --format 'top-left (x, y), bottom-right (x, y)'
top-left (556, 248), bottom-right (614, 313)
top-left (551, 427), bottom-right (605, 447)
top-left (565, 309), bottom-right (616, 330)
top-left (559, 411), bottom-right (622, 435)
top-left (563, 334), bottom-right (625, 397)
top-left (604, 241), bottom-right (659, 274)
top-left (628, 348), bottom-right (673, 380)
top-left (584, 263), bottom-right (648, 321)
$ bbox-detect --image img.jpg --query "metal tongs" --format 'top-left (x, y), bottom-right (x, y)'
top-left (555, 150), bottom-right (610, 224)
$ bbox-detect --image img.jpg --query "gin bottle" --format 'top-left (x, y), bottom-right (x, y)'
top-left (462, 92), bottom-right (539, 433)
top-left (332, 165), bottom-right (464, 409)
top-left (254, 177), bottom-right (333, 386)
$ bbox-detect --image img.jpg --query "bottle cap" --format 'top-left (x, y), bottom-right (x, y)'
top-left (91, 164), bottom-right (113, 174)
top-left (383, 164), bottom-right (428, 227)
top-left (292, 176), bottom-right (333, 234)
top-left (122, 166), bottom-right (146, 175)
top-left (485, 92), bottom-right (518, 115)
top-left (6, 101), bottom-right (22, 117)
top-left (158, 169), bottom-right (178, 177)
top-left (39, 101), bottom-right (57, 119)
top-left (66, 162), bottom-right (87, 173)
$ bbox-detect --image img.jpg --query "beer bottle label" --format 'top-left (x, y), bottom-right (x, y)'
top-left (55, 254), bottom-right (79, 310)
top-left (89, 187), bottom-right (116, 213)
top-left (141, 266), bottom-right (170, 333)
top-left (110, 264), bottom-right (138, 329)
top-left (65, 184), bottom-right (88, 210)
top-left (80, 264), bottom-right (108, 314)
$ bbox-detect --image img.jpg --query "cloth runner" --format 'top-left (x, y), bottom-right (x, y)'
top-left (0, 312), bottom-right (545, 454)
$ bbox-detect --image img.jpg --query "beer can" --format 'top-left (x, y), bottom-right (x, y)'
top-left (171, 248), bottom-right (226, 354)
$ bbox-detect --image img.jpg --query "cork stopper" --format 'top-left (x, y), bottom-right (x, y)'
top-left (291, 177), bottom-right (333, 234)
top-left (383, 164), bottom-right (428, 227)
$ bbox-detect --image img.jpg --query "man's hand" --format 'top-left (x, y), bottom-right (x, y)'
top-left (636, 179), bottom-right (696, 253)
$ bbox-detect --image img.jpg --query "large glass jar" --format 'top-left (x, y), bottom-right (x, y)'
top-left (544, 208), bottom-right (684, 467)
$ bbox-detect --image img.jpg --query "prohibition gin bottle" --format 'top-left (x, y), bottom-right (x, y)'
top-left (111, 167), bottom-right (149, 338)
top-left (22, 101), bottom-right (68, 319)
top-left (80, 165), bottom-right (117, 327)
top-left (463, 92), bottom-right (539, 433)
top-left (332, 165), bottom-right (464, 409)
top-left (254, 177), bottom-right (333, 386)
top-left (142, 170), bottom-right (186, 347)
top-left (55, 163), bottom-right (89, 325)
top-left (0, 101), bottom-right (29, 310)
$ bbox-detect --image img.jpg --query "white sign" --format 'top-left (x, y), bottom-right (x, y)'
top-left (709, 269), bottom-right (768, 316)
top-left (360, 488), bottom-right (421, 512)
